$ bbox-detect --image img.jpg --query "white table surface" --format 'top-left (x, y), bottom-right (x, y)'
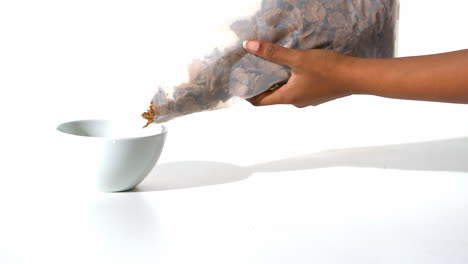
top-left (2, 98), bottom-right (468, 264)
top-left (1, 1), bottom-right (468, 263)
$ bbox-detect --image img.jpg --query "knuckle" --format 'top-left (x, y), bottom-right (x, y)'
top-left (288, 94), bottom-right (307, 108)
top-left (251, 101), bottom-right (260, 106)
top-left (284, 93), bottom-right (298, 105)
top-left (293, 53), bottom-right (306, 69)
top-left (293, 101), bottom-right (308, 108)
top-left (246, 98), bottom-right (258, 106)
top-left (264, 44), bottom-right (276, 60)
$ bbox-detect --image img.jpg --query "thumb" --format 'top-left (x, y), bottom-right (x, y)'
top-left (243, 40), bottom-right (300, 69)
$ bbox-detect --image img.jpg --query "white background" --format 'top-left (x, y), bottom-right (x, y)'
top-left (1, 0), bottom-right (468, 263)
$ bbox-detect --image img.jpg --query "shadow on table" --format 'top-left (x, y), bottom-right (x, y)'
top-left (134, 137), bottom-right (468, 192)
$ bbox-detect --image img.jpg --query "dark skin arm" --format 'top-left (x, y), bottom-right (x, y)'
top-left (243, 40), bottom-right (468, 106)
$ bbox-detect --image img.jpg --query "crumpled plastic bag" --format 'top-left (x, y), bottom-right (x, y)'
top-left (143, 0), bottom-right (399, 125)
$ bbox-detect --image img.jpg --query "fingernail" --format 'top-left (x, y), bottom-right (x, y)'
top-left (243, 40), bottom-right (260, 52)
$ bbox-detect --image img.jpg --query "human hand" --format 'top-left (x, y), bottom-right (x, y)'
top-left (243, 40), bottom-right (356, 107)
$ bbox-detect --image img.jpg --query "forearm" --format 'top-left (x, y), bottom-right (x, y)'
top-left (349, 50), bottom-right (468, 103)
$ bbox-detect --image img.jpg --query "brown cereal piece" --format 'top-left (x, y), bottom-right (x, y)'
top-left (141, 101), bottom-right (156, 128)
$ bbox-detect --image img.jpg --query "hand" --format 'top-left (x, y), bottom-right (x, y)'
top-left (243, 40), bottom-right (356, 107)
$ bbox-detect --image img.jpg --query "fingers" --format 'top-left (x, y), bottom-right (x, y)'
top-left (242, 40), bottom-right (303, 106)
top-left (247, 85), bottom-right (289, 106)
top-left (243, 40), bottom-right (302, 69)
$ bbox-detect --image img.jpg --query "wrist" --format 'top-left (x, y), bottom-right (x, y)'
top-left (339, 56), bottom-right (370, 95)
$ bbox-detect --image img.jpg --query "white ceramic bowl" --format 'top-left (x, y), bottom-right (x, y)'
top-left (56, 120), bottom-right (167, 192)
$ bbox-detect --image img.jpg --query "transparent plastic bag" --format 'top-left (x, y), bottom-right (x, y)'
top-left (143, 0), bottom-right (399, 124)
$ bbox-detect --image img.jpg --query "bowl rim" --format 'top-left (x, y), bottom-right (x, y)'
top-left (56, 119), bottom-right (167, 141)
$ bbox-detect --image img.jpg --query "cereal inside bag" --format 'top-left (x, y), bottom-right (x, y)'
top-left (142, 0), bottom-right (399, 125)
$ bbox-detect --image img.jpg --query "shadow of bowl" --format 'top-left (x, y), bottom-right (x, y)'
top-left (132, 137), bottom-right (468, 192)
top-left (134, 161), bottom-right (250, 192)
